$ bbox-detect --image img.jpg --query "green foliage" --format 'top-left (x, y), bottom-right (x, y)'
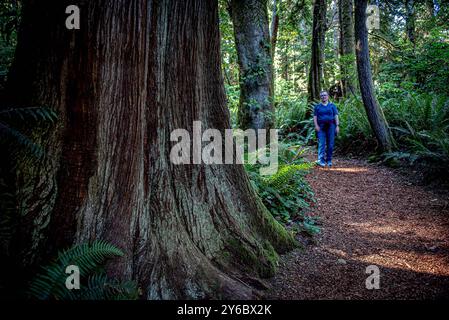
top-left (0, 0), bottom-right (20, 91)
top-left (245, 141), bottom-right (318, 236)
top-left (338, 91), bottom-right (449, 182)
top-left (225, 83), bottom-right (240, 128)
top-left (335, 95), bottom-right (377, 153)
top-left (29, 240), bottom-right (139, 300)
top-left (273, 83), bottom-right (317, 144)
top-left (379, 26), bottom-right (449, 97)
top-left (0, 106), bottom-right (58, 161)
top-left (0, 39), bottom-right (14, 90)
top-left (383, 92), bottom-right (449, 181)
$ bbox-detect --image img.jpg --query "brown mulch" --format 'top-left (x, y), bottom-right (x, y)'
top-left (267, 156), bottom-right (449, 299)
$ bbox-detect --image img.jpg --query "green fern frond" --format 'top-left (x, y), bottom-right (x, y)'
top-left (57, 241), bottom-right (124, 274)
top-left (67, 273), bottom-right (110, 300)
top-left (29, 240), bottom-right (124, 300)
top-left (264, 163), bottom-right (312, 190)
top-left (64, 274), bottom-right (139, 300)
top-left (0, 107), bottom-right (57, 124)
top-left (0, 106), bottom-right (58, 164)
top-left (0, 122), bottom-right (44, 159)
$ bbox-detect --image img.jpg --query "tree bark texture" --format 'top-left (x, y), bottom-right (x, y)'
top-left (338, 0), bottom-right (356, 96)
top-left (5, 0), bottom-right (295, 299)
top-left (229, 0), bottom-right (274, 130)
top-left (307, 0), bottom-right (326, 105)
top-left (354, 0), bottom-right (393, 152)
top-left (270, 0), bottom-right (279, 59)
top-left (405, 0), bottom-right (416, 45)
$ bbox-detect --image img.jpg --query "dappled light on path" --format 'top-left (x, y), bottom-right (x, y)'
top-left (326, 167), bottom-right (368, 173)
top-left (269, 156), bottom-right (449, 299)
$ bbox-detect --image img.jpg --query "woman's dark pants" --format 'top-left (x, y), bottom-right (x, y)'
top-left (317, 122), bottom-right (336, 164)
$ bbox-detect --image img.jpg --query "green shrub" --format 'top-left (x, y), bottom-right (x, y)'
top-left (245, 141), bottom-right (318, 236)
top-left (383, 92), bottom-right (449, 180)
top-left (335, 95), bottom-right (377, 153)
top-left (338, 91), bottom-right (449, 182)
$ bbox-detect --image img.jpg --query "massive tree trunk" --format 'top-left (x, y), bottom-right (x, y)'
top-left (229, 0), bottom-right (274, 130)
top-left (338, 0), bottom-right (356, 96)
top-left (307, 0), bottom-right (326, 105)
top-left (405, 0), bottom-right (416, 45)
top-left (5, 0), bottom-right (294, 299)
top-left (354, 0), bottom-right (393, 152)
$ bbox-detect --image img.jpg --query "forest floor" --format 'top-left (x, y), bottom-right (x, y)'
top-left (267, 155), bottom-right (449, 299)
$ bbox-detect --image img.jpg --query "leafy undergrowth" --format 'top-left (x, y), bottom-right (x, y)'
top-left (328, 93), bottom-right (449, 185)
top-left (245, 141), bottom-right (319, 238)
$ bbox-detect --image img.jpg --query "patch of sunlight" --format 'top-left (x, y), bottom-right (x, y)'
top-left (346, 221), bottom-right (417, 237)
top-left (345, 222), bottom-right (373, 228)
top-left (346, 220), bottom-right (446, 244)
top-left (360, 224), bottom-right (404, 235)
top-left (321, 244), bottom-right (449, 276)
top-left (355, 249), bottom-right (449, 276)
top-left (322, 247), bottom-right (349, 257)
top-left (328, 167), bottom-right (368, 173)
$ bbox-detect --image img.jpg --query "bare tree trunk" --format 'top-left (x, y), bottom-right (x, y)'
top-left (281, 38), bottom-right (290, 81)
top-left (354, 0), bottom-right (393, 152)
top-left (307, 0), bottom-right (326, 106)
top-left (405, 0), bottom-right (416, 45)
top-left (338, 0), bottom-right (356, 96)
top-left (426, 0), bottom-right (436, 16)
top-left (330, 0), bottom-right (339, 92)
top-left (5, 0), bottom-right (294, 299)
top-left (270, 0), bottom-right (280, 94)
top-left (300, 20), bottom-right (309, 79)
top-left (229, 0), bottom-right (274, 130)
top-left (270, 0), bottom-right (280, 59)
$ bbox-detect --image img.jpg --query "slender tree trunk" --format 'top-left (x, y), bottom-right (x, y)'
top-left (426, 0), bottom-right (435, 17)
top-left (300, 20), bottom-right (309, 80)
top-left (329, 0), bottom-right (339, 92)
top-left (282, 38), bottom-right (290, 81)
top-left (5, 0), bottom-right (294, 299)
top-left (229, 0), bottom-right (274, 130)
top-left (338, 0), bottom-right (356, 96)
top-left (270, 0), bottom-right (280, 59)
top-left (307, 0), bottom-right (326, 106)
top-left (354, 0), bottom-right (393, 152)
top-left (270, 0), bottom-right (280, 95)
top-left (405, 0), bottom-right (416, 45)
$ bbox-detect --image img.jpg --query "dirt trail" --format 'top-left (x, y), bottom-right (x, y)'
top-left (268, 157), bottom-right (449, 299)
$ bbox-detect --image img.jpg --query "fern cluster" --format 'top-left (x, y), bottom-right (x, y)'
top-left (245, 141), bottom-right (318, 236)
top-left (0, 106), bottom-right (57, 161)
top-left (332, 92), bottom-right (449, 182)
top-left (383, 93), bottom-right (449, 179)
top-left (29, 240), bottom-right (139, 300)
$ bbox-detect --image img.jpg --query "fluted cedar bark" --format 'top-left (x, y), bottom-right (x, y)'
top-left (229, 0), bottom-right (274, 130)
top-left (354, 0), bottom-right (393, 152)
top-left (5, 0), bottom-right (294, 299)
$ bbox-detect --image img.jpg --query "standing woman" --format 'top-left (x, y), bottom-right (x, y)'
top-left (313, 90), bottom-right (340, 167)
